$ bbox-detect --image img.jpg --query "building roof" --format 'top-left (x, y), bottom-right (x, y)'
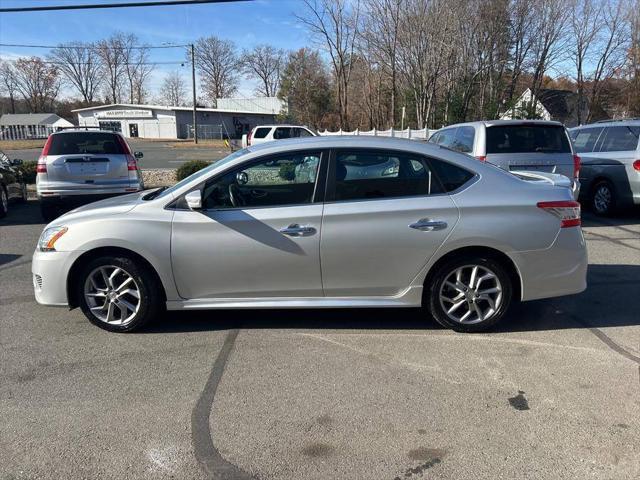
top-left (0, 113), bottom-right (66, 126)
top-left (71, 103), bottom-right (278, 116)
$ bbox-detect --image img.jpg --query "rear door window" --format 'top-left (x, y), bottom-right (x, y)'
top-left (252, 127), bottom-right (271, 139)
top-left (274, 127), bottom-right (292, 139)
top-left (430, 160), bottom-right (475, 192)
top-left (48, 133), bottom-right (125, 155)
top-left (598, 126), bottom-right (640, 152)
top-left (570, 127), bottom-right (603, 153)
top-left (296, 128), bottom-right (314, 138)
top-left (486, 125), bottom-right (571, 154)
top-left (432, 128), bottom-right (458, 148)
top-left (332, 150), bottom-right (444, 201)
top-left (451, 126), bottom-right (475, 153)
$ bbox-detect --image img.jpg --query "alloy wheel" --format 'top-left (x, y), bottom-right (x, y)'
top-left (438, 264), bottom-right (503, 324)
top-left (593, 184), bottom-right (612, 213)
top-left (84, 265), bottom-right (141, 325)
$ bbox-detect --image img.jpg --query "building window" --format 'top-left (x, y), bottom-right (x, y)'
top-left (99, 121), bottom-right (122, 133)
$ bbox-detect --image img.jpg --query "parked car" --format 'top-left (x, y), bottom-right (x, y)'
top-left (0, 150), bottom-right (28, 218)
top-left (243, 125), bottom-right (316, 147)
top-left (32, 136), bottom-right (587, 334)
top-left (36, 129), bottom-right (144, 221)
top-left (429, 120), bottom-right (580, 198)
top-left (568, 119), bottom-right (640, 215)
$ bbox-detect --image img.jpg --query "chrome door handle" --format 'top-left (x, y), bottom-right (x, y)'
top-left (279, 224), bottom-right (317, 237)
top-left (409, 219), bottom-right (448, 231)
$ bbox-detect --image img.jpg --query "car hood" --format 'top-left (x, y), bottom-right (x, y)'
top-left (52, 191), bottom-right (145, 225)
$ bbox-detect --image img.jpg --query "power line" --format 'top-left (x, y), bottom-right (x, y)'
top-left (0, 0), bottom-right (250, 13)
top-left (0, 43), bottom-right (190, 50)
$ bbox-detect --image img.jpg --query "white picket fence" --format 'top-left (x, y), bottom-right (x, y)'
top-left (318, 127), bottom-right (436, 140)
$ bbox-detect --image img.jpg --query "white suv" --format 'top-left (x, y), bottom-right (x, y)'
top-left (243, 125), bottom-right (316, 147)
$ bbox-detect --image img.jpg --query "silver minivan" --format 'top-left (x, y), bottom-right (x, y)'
top-left (569, 120), bottom-right (640, 215)
top-left (36, 130), bottom-right (144, 220)
top-left (429, 120), bottom-right (580, 198)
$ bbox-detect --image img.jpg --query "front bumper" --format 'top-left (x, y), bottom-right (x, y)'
top-left (511, 227), bottom-right (588, 302)
top-left (32, 249), bottom-right (83, 306)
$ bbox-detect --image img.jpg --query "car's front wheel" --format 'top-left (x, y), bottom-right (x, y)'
top-left (426, 256), bottom-right (513, 332)
top-left (77, 255), bottom-right (162, 332)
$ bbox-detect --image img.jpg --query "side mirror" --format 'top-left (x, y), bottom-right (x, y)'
top-left (11, 158), bottom-right (23, 166)
top-left (185, 190), bottom-right (202, 210)
top-left (134, 151), bottom-right (144, 159)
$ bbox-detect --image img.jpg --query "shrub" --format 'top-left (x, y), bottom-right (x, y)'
top-left (18, 160), bottom-right (38, 184)
top-left (176, 160), bottom-right (210, 181)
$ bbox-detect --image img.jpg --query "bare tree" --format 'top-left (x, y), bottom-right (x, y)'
top-left (159, 70), bottom-right (187, 106)
top-left (0, 61), bottom-right (19, 113)
top-left (96, 33), bottom-right (127, 103)
top-left (360, 0), bottom-right (404, 128)
top-left (12, 57), bottom-right (60, 112)
top-left (49, 42), bottom-right (102, 106)
top-left (241, 44), bottom-right (285, 97)
top-left (298, 0), bottom-right (361, 130)
top-left (120, 34), bottom-right (154, 104)
top-left (193, 36), bottom-right (239, 106)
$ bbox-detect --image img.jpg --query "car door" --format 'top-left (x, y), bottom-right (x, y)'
top-left (171, 150), bottom-right (326, 299)
top-left (320, 149), bottom-right (460, 297)
top-left (592, 125), bottom-right (640, 200)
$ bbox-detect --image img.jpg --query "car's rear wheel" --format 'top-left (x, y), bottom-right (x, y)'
top-left (590, 180), bottom-right (616, 216)
top-left (0, 187), bottom-right (8, 218)
top-left (426, 256), bottom-right (513, 332)
top-left (77, 256), bottom-right (162, 332)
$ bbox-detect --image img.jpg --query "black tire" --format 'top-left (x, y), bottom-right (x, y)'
top-left (425, 255), bottom-right (513, 333)
top-left (590, 179), bottom-right (616, 216)
top-left (0, 187), bottom-right (8, 218)
top-left (17, 183), bottom-right (28, 203)
top-left (40, 202), bottom-right (59, 222)
top-left (77, 255), bottom-right (163, 332)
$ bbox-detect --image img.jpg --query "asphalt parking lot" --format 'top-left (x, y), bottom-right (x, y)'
top-left (6, 139), bottom-right (232, 169)
top-left (1, 202), bottom-right (639, 480)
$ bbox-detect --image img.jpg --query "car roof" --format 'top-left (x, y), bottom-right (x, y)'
top-left (253, 125), bottom-right (311, 129)
top-left (441, 119), bottom-right (565, 129)
top-left (52, 129), bottom-right (121, 135)
top-left (570, 119), bottom-right (640, 129)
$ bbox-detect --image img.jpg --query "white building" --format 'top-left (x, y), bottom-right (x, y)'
top-left (0, 113), bottom-right (73, 140)
top-left (72, 102), bottom-right (281, 140)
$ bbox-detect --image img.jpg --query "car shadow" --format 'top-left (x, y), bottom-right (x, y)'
top-left (140, 263), bottom-right (640, 334)
top-left (0, 200), bottom-right (45, 226)
top-left (582, 210), bottom-right (640, 228)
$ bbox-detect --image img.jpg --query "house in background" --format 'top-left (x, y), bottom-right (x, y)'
top-left (500, 88), bottom-right (596, 127)
top-left (0, 113), bottom-right (74, 140)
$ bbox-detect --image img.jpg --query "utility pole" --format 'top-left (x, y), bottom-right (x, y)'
top-left (190, 43), bottom-right (198, 144)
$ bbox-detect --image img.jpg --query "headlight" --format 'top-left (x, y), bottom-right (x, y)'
top-left (38, 226), bottom-right (68, 252)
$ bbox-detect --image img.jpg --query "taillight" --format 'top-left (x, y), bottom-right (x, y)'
top-left (37, 136), bottom-right (53, 173)
top-left (633, 160), bottom-right (640, 171)
top-left (537, 201), bottom-right (581, 228)
top-left (573, 154), bottom-right (581, 178)
top-left (475, 155), bottom-right (486, 162)
top-left (115, 135), bottom-right (138, 171)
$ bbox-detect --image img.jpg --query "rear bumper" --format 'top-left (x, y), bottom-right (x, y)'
top-left (37, 183), bottom-right (144, 204)
top-left (32, 249), bottom-right (82, 307)
top-left (510, 227), bottom-right (588, 301)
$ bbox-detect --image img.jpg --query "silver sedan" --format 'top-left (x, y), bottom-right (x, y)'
top-left (32, 136), bottom-right (587, 333)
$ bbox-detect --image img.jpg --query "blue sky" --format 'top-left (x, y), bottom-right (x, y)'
top-left (0, 0), bottom-right (311, 98)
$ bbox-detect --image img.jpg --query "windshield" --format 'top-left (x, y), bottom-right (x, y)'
top-left (153, 148), bottom-right (249, 200)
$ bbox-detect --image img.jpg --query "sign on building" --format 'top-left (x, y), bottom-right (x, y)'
top-left (95, 109), bottom-right (153, 119)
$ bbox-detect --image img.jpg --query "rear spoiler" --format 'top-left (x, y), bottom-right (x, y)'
top-left (510, 170), bottom-right (573, 189)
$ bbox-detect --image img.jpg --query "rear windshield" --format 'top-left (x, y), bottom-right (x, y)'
top-left (486, 125), bottom-right (571, 154)
top-left (48, 133), bottom-right (126, 155)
